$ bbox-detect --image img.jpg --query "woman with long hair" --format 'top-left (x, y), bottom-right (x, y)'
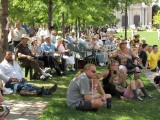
top-left (109, 40), bottom-right (140, 80)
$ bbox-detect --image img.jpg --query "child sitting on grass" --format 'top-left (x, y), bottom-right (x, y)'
top-left (90, 78), bottom-right (112, 108)
top-left (109, 75), bottom-right (145, 101)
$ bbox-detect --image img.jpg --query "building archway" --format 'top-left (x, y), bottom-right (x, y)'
top-left (122, 15), bottom-right (128, 27)
top-left (134, 15), bottom-right (140, 27)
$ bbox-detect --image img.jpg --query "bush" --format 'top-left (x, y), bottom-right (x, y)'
top-left (141, 27), bottom-right (147, 31)
top-left (128, 28), bottom-right (135, 31)
top-left (118, 28), bottom-right (125, 32)
top-left (151, 27), bottom-right (157, 31)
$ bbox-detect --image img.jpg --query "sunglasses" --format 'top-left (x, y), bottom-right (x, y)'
top-left (90, 70), bottom-right (96, 73)
top-left (134, 72), bottom-right (141, 74)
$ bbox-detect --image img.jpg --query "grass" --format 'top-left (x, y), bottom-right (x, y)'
top-left (115, 31), bottom-right (160, 48)
top-left (4, 66), bottom-right (160, 120)
top-left (4, 31), bottom-right (160, 120)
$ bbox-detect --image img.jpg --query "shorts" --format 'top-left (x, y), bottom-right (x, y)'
top-left (76, 100), bottom-right (98, 112)
top-left (123, 91), bottom-right (134, 99)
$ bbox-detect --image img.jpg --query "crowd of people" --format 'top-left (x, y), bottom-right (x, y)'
top-left (0, 21), bottom-right (159, 118)
top-left (67, 34), bottom-right (158, 111)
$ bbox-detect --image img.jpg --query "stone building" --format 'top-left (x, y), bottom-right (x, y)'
top-left (114, 2), bottom-right (157, 28)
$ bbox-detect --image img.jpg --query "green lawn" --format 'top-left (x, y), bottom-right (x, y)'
top-left (4, 66), bottom-right (160, 120)
top-left (4, 31), bottom-right (160, 120)
top-left (115, 31), bottom-right (160, 48)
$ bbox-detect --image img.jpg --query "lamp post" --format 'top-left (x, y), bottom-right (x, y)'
top-left (62, 12), bottom-right (65, 38)
top-left (125, 0), bottom-right (127, 39)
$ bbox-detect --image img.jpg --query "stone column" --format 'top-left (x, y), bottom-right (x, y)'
top-left (145, 8), bottom-right (147, 26)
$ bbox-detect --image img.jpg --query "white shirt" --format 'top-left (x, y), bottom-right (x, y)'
top-left (97, 39), bottom-right (103, 46)
top-left (70, 36), bottom-right (77, 42)
top-left (12, 27), bottom-right (26, 41)
top-left (0, 59), bottom-right (24, 83)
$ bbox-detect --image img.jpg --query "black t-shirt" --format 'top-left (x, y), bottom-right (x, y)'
top-left (102, 73), bottom-right (111, 87)
top-left (102, 73), bottom-right (122, 98)
top-left (139, 50), bottom-right (147, 67)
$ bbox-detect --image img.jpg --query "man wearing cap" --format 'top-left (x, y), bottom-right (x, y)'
top-left (16, 34), bottom-right (50, 80)
top-left (41, 36), bottom-right (65, 75)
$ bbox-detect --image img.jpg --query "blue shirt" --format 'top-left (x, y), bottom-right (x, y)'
top-left (41, 42), bottom-right (56, 54)
top-left (106, 40), bottom-right (114, 46)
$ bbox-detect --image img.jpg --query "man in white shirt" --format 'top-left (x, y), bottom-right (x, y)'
top-left (11, 22), bottom-right (26, 47)
top-left (0, 51), bottom-right (57, 96)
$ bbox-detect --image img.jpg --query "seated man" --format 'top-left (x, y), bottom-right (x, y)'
top-left (0, 51), bottom-right (57, 96)
top-left (67, 64), bottom-right (111, 111)
top-left (41, 36), bottom-right (65, 75)
top-left (16, 34), bottom-right (51, 80)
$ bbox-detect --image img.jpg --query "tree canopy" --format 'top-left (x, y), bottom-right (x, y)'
top-left (7, 0), bottom-right (152, 28)
top-left (153, 10), bottom-right (160, 25)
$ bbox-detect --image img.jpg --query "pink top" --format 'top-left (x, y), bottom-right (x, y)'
top-left (58, 44), bottom-right (65, 53)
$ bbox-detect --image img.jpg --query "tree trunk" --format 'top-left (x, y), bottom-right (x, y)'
top-left (75, 18), bottom-right (78, 38)
top-left (78, 16), bottom-right (80, 38)
top-left (62, 12), bottom-right (65, 38)
top-left (48, 0), bottom-right (53, 29)
top-left (0, 0), bottom-right (9, 61)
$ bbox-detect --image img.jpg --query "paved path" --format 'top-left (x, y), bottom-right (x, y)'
top-left (144, 69), bottom-right (160, 92)
top-left (4, 100), bottom-right (48, 120)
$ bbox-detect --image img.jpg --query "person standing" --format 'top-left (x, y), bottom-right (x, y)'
top-left (139, 44), bottom-right (148, 67)
top-left (145, 45), bottom-right (160, 72)
top-left (11, 22), bottom-right (26, 47)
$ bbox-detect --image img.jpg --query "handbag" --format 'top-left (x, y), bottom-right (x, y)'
top-left (126, 59), bottom-right (136, 70)
top-left (154, 76), bottom-right (160, 85)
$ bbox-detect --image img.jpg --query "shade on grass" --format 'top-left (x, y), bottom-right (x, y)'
top-left (4, 66), bottom-right (160, 120)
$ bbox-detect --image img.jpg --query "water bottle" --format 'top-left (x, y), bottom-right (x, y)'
top-left (156, 67), bottom-right (159, 73)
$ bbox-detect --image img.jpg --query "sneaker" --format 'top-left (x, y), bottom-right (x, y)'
top-left (51, 68), bottom-right (56, 74)
top-left (40, 75), bottom-right (49, 81)
top-left (66, 68), bottom-right (70, 71)
top-left (102, 63), bottom-right (105, 66)
top-left (0, 100), bottom-right (13, 105)
top-left (135, 96), bottom-right (144, 101)
top-left (71, 68), bottom-right (75, 71)
top-left (46, 73), bottom-right (52, 78)
top-left (99, 63), bottom-right (103, 66)
top-left (48, 84), bottom-right (57, 95)
top-left (102, 101), bottom-right (107, 107)
top-left (146, 95), bottom-right (156, 99)
top-left (44, 67), bottom-right (51, 73)
top-left (60, 71), bottom-right (65, 75)
top-left (37, 86), bottom-right (44, 96)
